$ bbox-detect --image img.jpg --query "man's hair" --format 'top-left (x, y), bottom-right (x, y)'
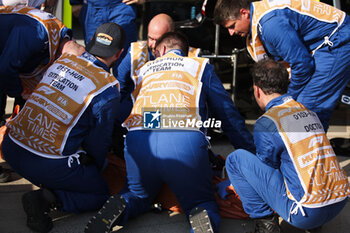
top-left (155, 31), bottom-right (189, 55)
top-left (214, 0), bottom-right (252, 25)
top-left (251, 59), bottom-right (289, 95)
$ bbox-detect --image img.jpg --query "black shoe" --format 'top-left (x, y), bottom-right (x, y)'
top-left (85, 195), bottom-right (126, 233)
top-left (305, 226), bottom-right (322, 233)
top-left (189, 207), bottom-right (214, 233)
top-left (330, 138), bottom-right (350, 156)
top-left (0, 166), bottom-right (9, 183)
top-left (255, 214), bottom-right (281, 233)
top-left (22, 189), bottom-right (57, 233)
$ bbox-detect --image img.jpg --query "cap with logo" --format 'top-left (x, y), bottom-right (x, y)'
top-left (86, 22), bottom-right (126, 58)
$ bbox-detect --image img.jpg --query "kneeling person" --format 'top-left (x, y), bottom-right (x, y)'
top-left (85, 32), bottom-right (255, 233)
top-left (1, 23), bottom-right (125, 233)
top-left (225, 59), bottom-right (350, 232)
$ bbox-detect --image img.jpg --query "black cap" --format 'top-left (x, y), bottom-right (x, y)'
top-left (86, 23), bottom-right (126, 58)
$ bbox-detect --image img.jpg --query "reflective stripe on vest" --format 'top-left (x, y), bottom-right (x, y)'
top-left (130, 41), bottom-right (149, 86)
top-left (123, 52), bottom-right (208, 131)
top-left (0, 5), bottom-right (67, 99)
top-left (247, 0), bottom-right (345, 62)
top-left (263, 97), bottom-right (350, 208)
top-left (130, 41), bottom-right (201, 102)
top-left (0, 5), bottom-right (66, 78)
top-left (8, 53), bottom-right (118, 158)
top-left (188, 47), bottom-right (201, 57)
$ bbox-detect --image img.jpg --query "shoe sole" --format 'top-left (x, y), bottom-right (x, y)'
top-left (189, 207), bottom-right (214, 233)
top-left (0, 172), bottom-right (9, 183)
top-left (85, 195), bottom-right (126, 233)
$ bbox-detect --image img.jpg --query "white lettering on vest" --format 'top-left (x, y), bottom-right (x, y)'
top-left (19, 106), bottom-right (60, 143)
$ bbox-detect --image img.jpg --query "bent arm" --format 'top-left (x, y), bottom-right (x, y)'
top-left (203, 65), bottom-right (255, 153)
top-left (260, 16), bottom-right (315, 99)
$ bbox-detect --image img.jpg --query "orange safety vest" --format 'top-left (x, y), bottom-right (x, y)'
top-left (263, 97), bottom-right (350, 208)
top-left (7, 53), bottom-right (118, 158)
top-left (123, 52), bottom-right (209, 131)
top-left (0, 5), bottom-right (67, 99)
top-left (130, 41), bottom-right (201, 87)
top-left (247, 0), bottom-right (345, 62)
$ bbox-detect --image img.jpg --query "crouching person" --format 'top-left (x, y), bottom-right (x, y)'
top-left (1, 23), bottom-right (125, 233)
top-left (84, 31), bottom-right (255, 233)
top-left (225, 59), bottom-right (350, 233)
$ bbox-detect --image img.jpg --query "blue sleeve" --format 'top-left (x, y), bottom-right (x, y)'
top-left (60, 26), bottom-right (73, 40)
top-left (83, 87), bottom-right (120, 170)
top-left (115, 48), bottom-right (135, 123)
top-left (0, 24), bottom-right (46, 97)
top-left (63, 86), bottom-right (120, 171)
top-left (259, 15), bottom-right (315, 99)
top-left (254, 117), bottom-right (283, 168)
top-left (116, 47), bottom-right (135, 101)
top-left (203, 64), bottom-right (256, 153)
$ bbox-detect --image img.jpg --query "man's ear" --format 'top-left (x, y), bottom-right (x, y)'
top-left (161, 45), bottom-right (167, 56)
top-left (115, 48), bottom-right (124, 60)
top-left (254, 85), bottom-right (260, 98)
top-left (254, 85), bottom-right (264, 105)
top-left (240, 8), bottom-right (250, 19)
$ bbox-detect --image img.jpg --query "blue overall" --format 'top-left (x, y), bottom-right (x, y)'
top-left (116, 50), bottom-right (255, 233)
top-left (2, 52), bottom-right (120, 213)
top-left (0, 12), bottom-right (71, 97)
top-left (252, 4), bottom-right (350, 130)
top-left (79, 0), bottom-right (138, 75)
top-left (225, 95), bottom-right (347, 230)
top-left (121, 130), bottom-right (219, 231)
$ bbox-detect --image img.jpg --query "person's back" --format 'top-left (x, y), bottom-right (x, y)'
top-left (117, 13), bottom-right (174, 101)
top-left (225, 59), bottom-right (350, 233)
top-left (0, 13), bottom-right (50, 74)
top-left (1, 23), bottom-right (125, 233)
top-left (112, 13), bottom-right (176, 157)
top-left (214, 0), bottom-right (350, 131)
top-left (0, 5), bottom-right (71, 98)
top-left (6, 51), bottom-right (120, 163)
top-left (124, 31), bottom-right (255, 151)
top-left (85, 31), bottom-right (255, 233)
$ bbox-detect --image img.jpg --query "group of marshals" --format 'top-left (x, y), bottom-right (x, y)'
top-left (1, 1), bottom-right (350, 233)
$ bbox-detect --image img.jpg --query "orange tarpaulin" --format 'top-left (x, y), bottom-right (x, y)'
top-left (0, 109), bottom-right (249, 220)
top-left (103, 153), bottom-right (249, 219)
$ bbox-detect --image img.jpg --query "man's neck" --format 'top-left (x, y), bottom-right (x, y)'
top-left (263, 93), bottom-right (282, 109)
top-left (96, 56), bottom-right (111, 68)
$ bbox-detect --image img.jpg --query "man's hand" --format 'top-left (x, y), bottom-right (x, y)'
top-left (122, 0), bottom-right (146, 5)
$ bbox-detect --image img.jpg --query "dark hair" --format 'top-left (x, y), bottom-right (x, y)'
top-left (214, 0), bottom-right (252, 25)
top-left (251, 59), bottom-right (289, 95)
top-left (155, 31), bottom-right (189, 55)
